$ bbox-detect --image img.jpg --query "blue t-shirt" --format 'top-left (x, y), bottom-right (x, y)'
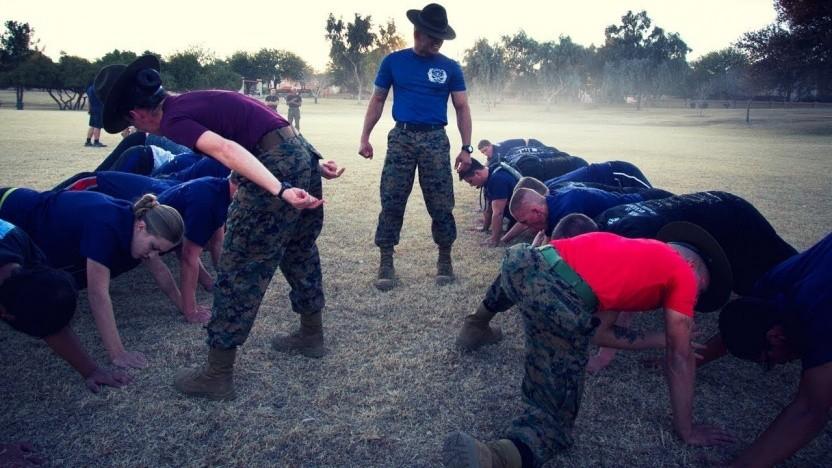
top-left (158, 177), bottom-right (231, 247)
top-left (94, 172), bottom-right (179, 202)
top-left (165, 157), bottom-right (230, 182)
top-left (545, 187), bottom-right (647, 235)
top-left (546, 163), bottom-right (617, 187)
top-left (0, 189), bottom-right (138, 286)
top-left (752, 232), bottom-right (832, 370)
top-left (86, 84), bottom-right (102, 111)
top-left (374, 49), bottom-right (466, 125)
top-left (0, 219), bottom-right (46, 267)
top-left (153, 152), bottom-right (203, 177)
top-left (485, 168), bottom-right (518, 222)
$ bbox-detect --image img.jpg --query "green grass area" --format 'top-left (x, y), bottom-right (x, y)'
top-left (0, 97), bottom-right (830, 466)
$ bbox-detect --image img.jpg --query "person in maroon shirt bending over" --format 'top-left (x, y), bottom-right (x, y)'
top-left (445, 224), bottom-right (735, 468)
top-left (93, 55), bottom-right (345, 400)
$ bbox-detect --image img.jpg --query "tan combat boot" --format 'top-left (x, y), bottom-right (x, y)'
top-left (455, 303), bottom-right (503, 351)
top-left (443, 431), bottom-right (522, 468)
top-left (271, 311), bottom-right (327, 358)
top-left (374, 246), bottom-right (397, 291)
top-left (436, 245), bottom-right (455, 285)
top-left (174, 347), bottom-right (237, 400)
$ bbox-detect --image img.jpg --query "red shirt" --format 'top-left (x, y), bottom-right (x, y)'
top-left (551, 232), bottom-right (698, 316)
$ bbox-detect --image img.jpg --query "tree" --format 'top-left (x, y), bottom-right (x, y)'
top-left (0, 51), bottom-right (58, 110)
top-left (598, 10), bottom-right (691, 108)
top-left (775, 0), bottom-right (832, 97)
top-left (325, 13), bottom-right (376, 102)
top-left (536, 36), bottom-right (589, 108)
top-left (165, 48), bottom-right (210, 91)
top-left (0, 20), bottom-right (37, 109)
top-left (689, 48), bottom-right (749, 101)
top-left (95, 49), bottom-right (138, 68)
top-left (463, 38), bottom-right (507, 110)
top-left (362, 19), bottom-right (406, 95)
top-left (500, 30), bottom-right (540, 97)
top-left (737, 24), bottom-right (802, 101)
top-left (50, 53), bottom-right (95, 110)
top-left (203, 60), bottom-right (240, 91)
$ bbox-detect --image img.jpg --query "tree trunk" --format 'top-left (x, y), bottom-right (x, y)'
top-left (746, 98), bottom-right (752, 124)
top-left (15, 86), bottom-right (24, 110)
top-left (46, 89), bottom-right (64, 109)
top-left (636, 94), bottom-right (642, 111)
top-left (351, 63), bottom-right (362, 103)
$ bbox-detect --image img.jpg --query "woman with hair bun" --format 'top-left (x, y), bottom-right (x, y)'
top-left (0, 188), bottom-right (184, 369)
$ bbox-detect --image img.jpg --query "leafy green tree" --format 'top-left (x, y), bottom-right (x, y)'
top-left (500, 30), bottom-right (540, 97)
top-left (0, 20), bottom-right (38, 109)
top-left (325, 13), bottom-right (376, 101)
top-left (165, 49), bottom-right (210, 91)
top-left (203, 60), bottom-right (241, 90)
top-left (51, 53), bottom-right (95, 110)
top-left (463, 38), bottom-right (507, 110)
top-left (95, 49), bottom-right (138, 68)
top-left (1, 51), bottom-right (58, 109)
top-left (536, 36), bottom-right (589, 107)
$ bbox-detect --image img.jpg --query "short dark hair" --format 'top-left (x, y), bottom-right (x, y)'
top-left (458, 158), bottom-right (485, 181)
top-left (552, 213), bottom-right (599, 239)
top-left (0, 267), bottom-right (78, 338)
top-left (719, 297), bottom-right (780, 362)
top-left (477, 139), bottom-right (491, 150)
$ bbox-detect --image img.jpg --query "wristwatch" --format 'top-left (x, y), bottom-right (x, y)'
top-left (462, 144), bottom-right (474, 154)
top-left (277, 181), bottom-right (292, 200)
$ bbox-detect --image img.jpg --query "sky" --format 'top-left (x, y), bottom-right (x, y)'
top-left (4, 0), bottom-right (777, 71)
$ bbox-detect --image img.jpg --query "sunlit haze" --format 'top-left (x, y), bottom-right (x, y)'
top-left (5, 0), bottom-right (777, 70)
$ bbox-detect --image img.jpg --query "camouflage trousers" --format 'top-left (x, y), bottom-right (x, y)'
top-left (374, 127), bottom-right (456, 248)
top-left (207, 135), bottom-right (324, 349)
top-left (287, 107), bottom-right (301, 130)
top-left (495, 244), bottom-right (599, 466)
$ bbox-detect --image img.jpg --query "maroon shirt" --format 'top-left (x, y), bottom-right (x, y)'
top-left (158, 91), bottom-right (290, 153)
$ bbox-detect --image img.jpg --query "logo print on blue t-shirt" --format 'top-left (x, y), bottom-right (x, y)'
top-left (428, 68), bottom-right (447, 84)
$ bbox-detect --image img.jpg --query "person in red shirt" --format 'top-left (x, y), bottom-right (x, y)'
top-left (445, 225), bottom-right (734, 468)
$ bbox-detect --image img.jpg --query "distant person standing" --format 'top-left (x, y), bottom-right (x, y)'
top-left (85, 83), bottom-right (106, 147)
top-left (286, 89), bottom-right (302, 130)
top-left (358, 3), bottom-right (472, 291)
top-left (265, 88), bottom-right (279, 113)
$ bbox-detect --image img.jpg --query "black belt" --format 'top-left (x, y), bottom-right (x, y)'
top-left (395, 122), bottom-right (445, 132)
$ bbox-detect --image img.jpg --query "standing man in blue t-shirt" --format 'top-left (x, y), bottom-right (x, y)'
top-left (85, 83), bottom-right (107, 148)
top-left (358, 3), bottom-right (473, 291)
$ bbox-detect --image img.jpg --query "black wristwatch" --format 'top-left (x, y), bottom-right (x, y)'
top-left (462, 144), bottom-right (474, 154)
top-left (277, 182), bottom-right (292, 200)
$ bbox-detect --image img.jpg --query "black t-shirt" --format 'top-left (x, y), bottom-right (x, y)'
top-left (0, 219), bottom-right (47, 268)
top-left (594, 191), bottom-right (798, 295)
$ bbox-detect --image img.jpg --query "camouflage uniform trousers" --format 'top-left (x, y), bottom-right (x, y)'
top-left (207, 135), bottom-right (324, 349)
top-left (374, 127), bottom-right (456, 248)
top-left (287, 107), bottom-right (301, 130)
top-left (494, 244), bottom-right (599, 466)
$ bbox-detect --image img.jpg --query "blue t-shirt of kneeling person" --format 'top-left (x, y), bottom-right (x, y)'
top-left (545, 187), bottom-right (648, 236)
top-left (158, 177), bottom-right (231, 247)
top-left (485, 169), bottom-right (518, 222)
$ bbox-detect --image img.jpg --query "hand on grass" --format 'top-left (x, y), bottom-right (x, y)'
top-left (184, 305), bottom-right (211, 324)
top-left (681, 425), bottom-right (735, 446)
top-left (111, 350), bottom-right (148, 369)
top-left (85, 367), bottom-right (132, 393)
top-left (531, 231), bottom-right (549, 247)
top-left (480, 238), bottom-right (500, 248)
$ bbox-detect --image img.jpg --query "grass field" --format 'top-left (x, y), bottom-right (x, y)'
top-left (0, 95), bottom-right (830, 467)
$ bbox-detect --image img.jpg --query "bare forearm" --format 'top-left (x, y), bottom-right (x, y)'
top-left (593, 325), bottom-right (665, 350)
top-left (145, 257), bottom-right (183, 312)
top-left (360, 96), bottom-right (385, 142)
top-left (733, 401), bottom-right (828, 467)
top-left (489, 210), bottom-right (504, 242)
top-left (666, 349), bottom-right (696, 439)
top-left (43, 327), bottom-right (98, 378)
top-left (217, 140), bottom-right (282, 195)
top-left (501, 223), bottom-right (529, 243)
top-left (180, 255), bottom-right (201, 315)
top-left (456, 103), bottom-right (472, 145)
top-left (88, 287), bottom-right (124, 357)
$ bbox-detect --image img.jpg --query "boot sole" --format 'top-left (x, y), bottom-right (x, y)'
top-left (173, 377), bottom-right (236, 401)
top-left (442, 431), bottom-right (481, 468)
top-left (436, 275), bottom-right (455, 286)
top-left (455, 327), bottom-right (503, 351)
top-left (374, 278), bottom-right (398, 291)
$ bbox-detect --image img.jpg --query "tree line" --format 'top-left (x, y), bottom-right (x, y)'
top-left (0, 21), bottom-right (314, 110)
top-left (2, 1), bottom-right (830, 111)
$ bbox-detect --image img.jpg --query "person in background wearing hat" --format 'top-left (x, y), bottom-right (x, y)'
top-left (713, 232), bottom-right (832, 467)
top-left (0, 218), bottom-right (130, 392)
top-left (553, 191), bottom-right (798, 372)
top-left (94, 54), bottom-right (344, 400)
top-left (264, 88), bottom-right (279, 113)
top-left (358, 2), bottom-right (472, 291)
top-left (445, 226), bottom-right (735, 468)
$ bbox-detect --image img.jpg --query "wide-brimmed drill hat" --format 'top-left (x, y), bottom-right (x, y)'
top-left (407, 3), bottom-right (456, 40)
top-left (94, 54), bottom-right (162, 134)
top-left (657, 221), bottom-right (733, 313)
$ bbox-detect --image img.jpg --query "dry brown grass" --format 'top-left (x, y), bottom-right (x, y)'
top-left (0, 96), bottom-right (830, 467)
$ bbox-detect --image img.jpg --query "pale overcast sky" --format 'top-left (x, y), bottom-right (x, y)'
top-left (5, 0), bottom-right (777, 70)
